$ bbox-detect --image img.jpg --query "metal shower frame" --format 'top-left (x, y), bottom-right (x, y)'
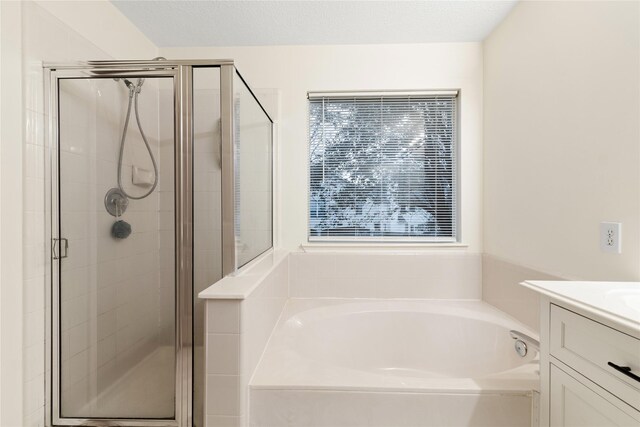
top-left (44, 59), bottom-right (274, 427)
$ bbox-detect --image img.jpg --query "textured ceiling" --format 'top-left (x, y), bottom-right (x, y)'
top-left (111, 1), bottom-right (518, 47)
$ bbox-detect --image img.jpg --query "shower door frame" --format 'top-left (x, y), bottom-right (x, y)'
top-left (44, 60), bottom-right (237, 427)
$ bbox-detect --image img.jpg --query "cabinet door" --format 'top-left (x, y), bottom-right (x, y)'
top-left (550, 364), bottom-right (640, 427)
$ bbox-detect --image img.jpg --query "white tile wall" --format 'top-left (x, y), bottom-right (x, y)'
top-left (207, 334), bottom-right (240, 375)
top-left (204, 255), bottom-right (288, 427)
top-left (21, 2), bottom-right (159, 424)
top-left (207, 302), bottom-right (240, 334)
top-left (202, 251), bottom-right (488, 426)
top-left (205, 300), bottom-right (242, 427)
top-left (207, 415), bottom-right (244, 427)
top-left (22, 3), bottom-right (105, 424)
top-left (192, 67), bottom-right (224, 427)
top-left (158, 86), bottom-right (177, 348)
top-left (482, 254), bottom-right (563, 333)
top-left (289, 251), bottom-right (482, 299)
top-left (250, 389), bottom-right (532, 427)
top-left (240, 258), bottom-right (288, 398)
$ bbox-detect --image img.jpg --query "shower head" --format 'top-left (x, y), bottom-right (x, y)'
top-left (113, 78), bottom-right (135, 89)
top-left (119, 58), bottom-right (165, 91)
top-left (113, 78), bottom-right (142, 95)
top-left (112, 56), bottom-right (166, 93)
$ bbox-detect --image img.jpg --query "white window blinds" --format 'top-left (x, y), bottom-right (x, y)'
top-left (308, 92), bottom-right (458, 241)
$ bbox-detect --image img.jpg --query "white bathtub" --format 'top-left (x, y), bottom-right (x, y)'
top-left (250, 299), bottom-right (539, 427)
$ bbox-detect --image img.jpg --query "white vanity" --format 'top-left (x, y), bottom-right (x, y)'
top-left (522, 281), bottom-right (640, 427)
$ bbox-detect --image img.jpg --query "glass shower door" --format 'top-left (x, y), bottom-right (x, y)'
top-left (56, 76), bottom-right (176, 420)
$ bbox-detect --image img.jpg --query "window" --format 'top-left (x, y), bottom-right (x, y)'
top-left (308, 91), bottom-right (458, 242)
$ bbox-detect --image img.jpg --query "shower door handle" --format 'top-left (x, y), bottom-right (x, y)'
top-left (52, 238), bottom-right (69, 260)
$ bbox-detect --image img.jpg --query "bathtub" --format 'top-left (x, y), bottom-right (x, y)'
top-left (250, 299), bottom-right (539, 427)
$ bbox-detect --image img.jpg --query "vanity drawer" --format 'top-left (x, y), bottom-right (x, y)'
top-left (550, 304), bottom-right (640, 410)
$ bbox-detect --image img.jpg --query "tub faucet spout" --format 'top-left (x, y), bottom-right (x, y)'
top-left (510, 330), bottom-right (540, 357)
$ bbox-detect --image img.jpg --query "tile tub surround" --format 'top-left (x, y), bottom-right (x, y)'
top-left (250, 389), bottom-right (533, 427)
top-left (289, 251), bottom-right (482, 299)
top-left (200, 250), bottom-right (553, 427)
top-left (482, 254), bottom-right (564, 333)
top-left (201, 250), bottom-right (289, 427)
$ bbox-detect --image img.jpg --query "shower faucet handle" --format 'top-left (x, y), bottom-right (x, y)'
top-left (104, 188), bottom-right (129, 217)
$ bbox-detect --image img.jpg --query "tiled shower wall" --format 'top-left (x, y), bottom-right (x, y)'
top-left (192, 68), bottom-right (224, 427)
top-left (21, 2), bottom-right (158, 424)
top-left (157, 86), bottom-right (177, 350)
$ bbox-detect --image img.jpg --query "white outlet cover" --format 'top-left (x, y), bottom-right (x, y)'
top-left (600, 222), bottom-right (622, 254)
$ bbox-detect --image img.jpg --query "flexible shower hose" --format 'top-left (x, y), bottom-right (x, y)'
top-left (117, 84), bottom-right (158, 200)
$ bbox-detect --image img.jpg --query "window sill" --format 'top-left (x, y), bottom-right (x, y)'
top-left (300, 242), bottom-right (469, 253)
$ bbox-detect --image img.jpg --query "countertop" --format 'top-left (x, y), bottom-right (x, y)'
top-left (521, 281), bottom-right (640, 333)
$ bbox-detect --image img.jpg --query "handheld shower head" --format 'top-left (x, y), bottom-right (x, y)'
top-left (120, 78), bottom-right (136, 96)
top-left (114, 78), bottom-right (135, 89)
top-left (115, 78), bottom-right (140, 95)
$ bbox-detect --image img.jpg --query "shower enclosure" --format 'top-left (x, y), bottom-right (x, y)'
top-left (44, 60), bottom-right (273, 426)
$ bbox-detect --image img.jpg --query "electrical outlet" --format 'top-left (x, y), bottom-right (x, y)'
top-left (600, 222), bottom-right (622, 254)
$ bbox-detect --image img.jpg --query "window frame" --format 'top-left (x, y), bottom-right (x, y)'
top-left (306, 89), bottom-right (461, 244)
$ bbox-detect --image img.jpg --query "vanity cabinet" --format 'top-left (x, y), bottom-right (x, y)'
top-left (550, 363), bottom-right (639, 426)
top-left (547, 305), bottom-right (640, 426)
top-left (521, 281), bottom-right (640, 427)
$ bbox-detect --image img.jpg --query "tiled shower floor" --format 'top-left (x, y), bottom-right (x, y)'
top-left (78, 345), bottom-right (175, 419)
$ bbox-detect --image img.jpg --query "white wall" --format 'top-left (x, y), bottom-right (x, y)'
top-left (0, 3), bottom-right (25, 426)
top-left (161, 43), bottom-right (484, 253)
top-left (12, 1), bottom-right (158, 425)
top-left (483, 1), bottom-right (640, 281)
top-left (33, 0), bottom-right (155, 59)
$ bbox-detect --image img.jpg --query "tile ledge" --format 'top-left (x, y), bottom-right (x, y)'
top-left (198, 249), bottom-right (288, 300)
